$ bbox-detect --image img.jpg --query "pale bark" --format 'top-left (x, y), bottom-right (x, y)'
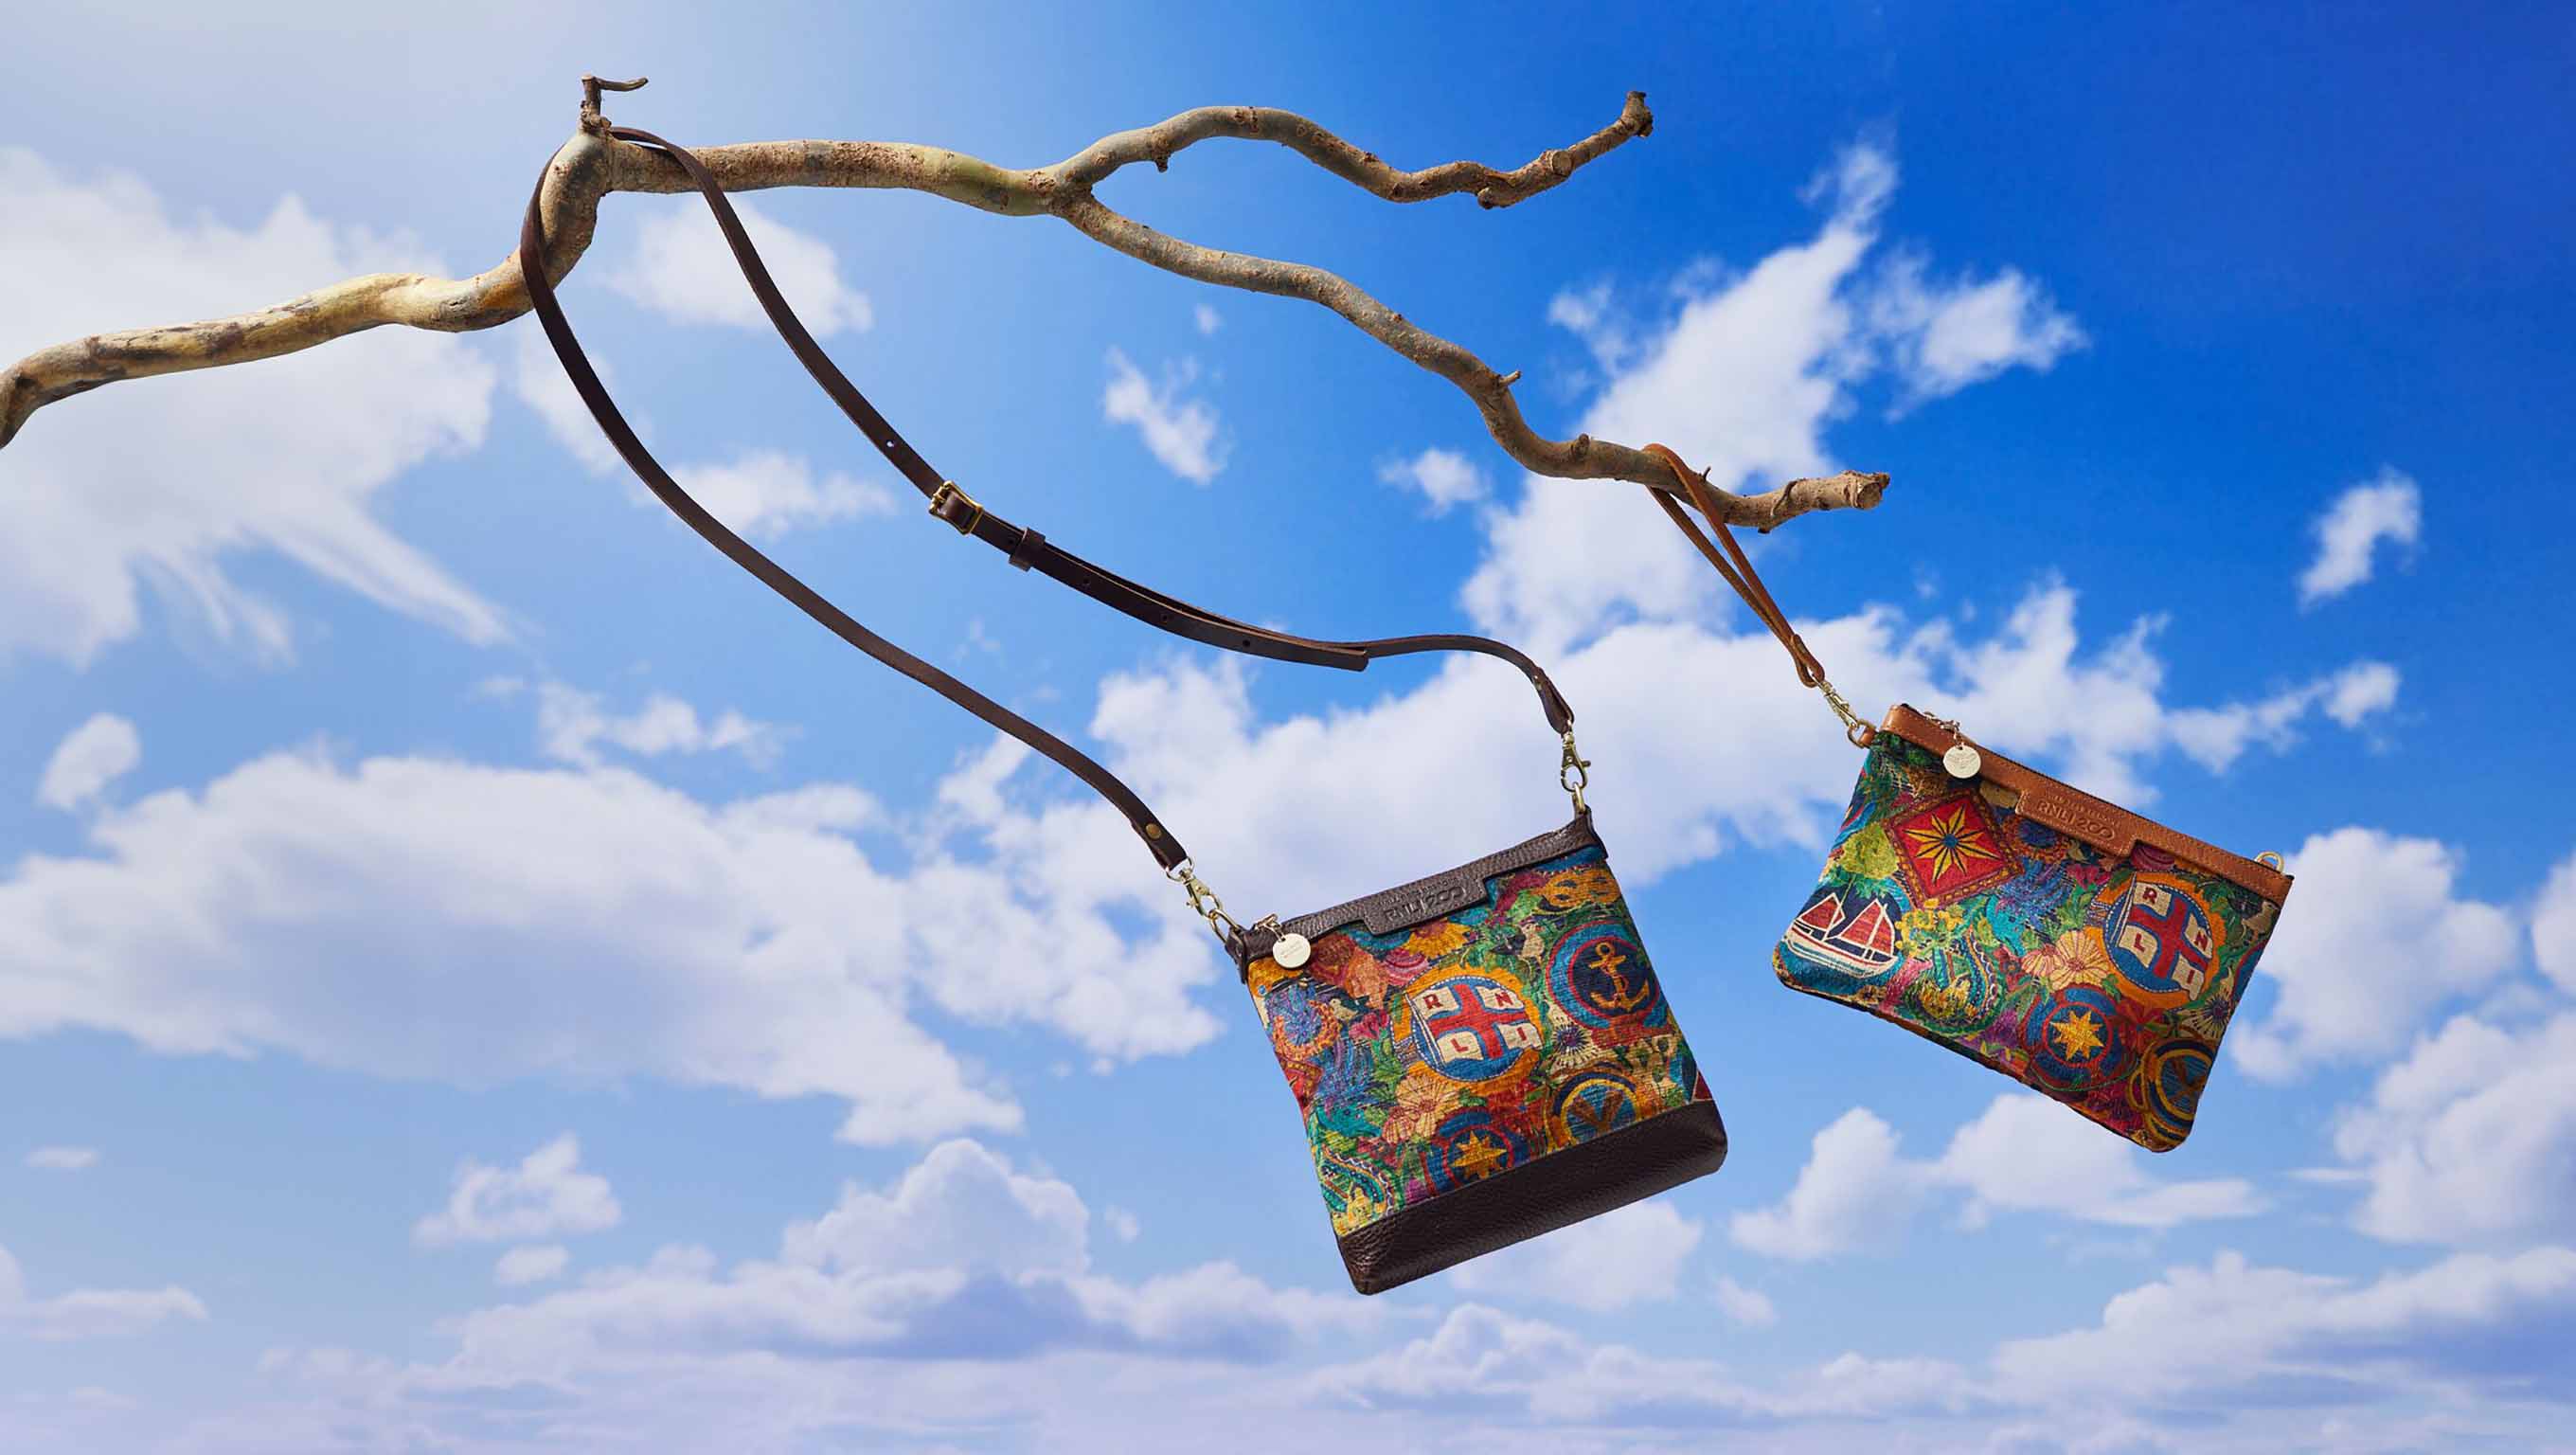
top-left (0, 81), bottom-right (1888, 526)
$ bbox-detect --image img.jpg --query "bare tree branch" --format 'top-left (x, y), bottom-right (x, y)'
top-left (0, 84), bottom-right (1889, 527)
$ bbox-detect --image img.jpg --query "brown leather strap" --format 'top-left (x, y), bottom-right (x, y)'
top-left (607, 125), bottom-right (1574, 737)
top-left (1641, 442), bottom-right (1829, 689)
top-left (517, 167), bottom-right (1193, 869)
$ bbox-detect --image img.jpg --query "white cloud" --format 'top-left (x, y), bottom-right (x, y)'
top-left (1376, 446), bottom-right (1489, 513)
top-left (35, 713), bottom-right (139, 811)
top-left (1935, 1094), bottom-right (2264, 1230)
top-left (0, 1243), bottom-right (206, 1341)
top-left (492, 1245), bottom-right (569, 1287)
top-left (0, 733), bottom-right (1223, 1145)
top-left (1192, 303), bottom-right (1222, 335)
top-left (0, 147), bottom-right (500, 665)
top-left (1472, 141), bottom-right (2087, 656)
top-left (1322, 1302), bottom-right (1982, 1427)
top-left (0, 598), bottom-right (2402, 1176)
top-left (1711, 1274), bottom-right (1780, 1328)
top-left (2532, 849), bottom-right (2576, 996)
top-left (2165, 659), bottom-right (2402, 771)
top-left (781, 1140), bottom-right (1089, 1279)
top-left (1992, 1246), bottom-right (2576, 1401)
top-left (1546, 278), bottom-right (1640, 373)
top-left (1918, 586), bottom-right (2400, 803)
top-left (669, 449), bottom-right (898, 539)
top-left (2325, 1012), bottom-right (2576, 1246)
top-left (2299, 468), bottom-right (2424, 606)
top-left (508, 334), bottom-right (894, 531)
top-left (1732, 1097), bottom-right (2260, 1261)
top-left (1868, 253), bottom-right (2086, 409)
top-left (531, 682), bottom-right (788, 770)
top-left (1449, 1200), bottom-right (1704, 1312)
top-left (509, 324), bottom-right (626, 476)
top-left (1474, 147), bottom-right (1890, 648)
top-left (1731, 1107), bottom-right (1922, 1261)
top-left (414, 1134), bottom-right (622, 1248)
top-left (1055, 571), bottom-right (2400, 933)
top-left (1101, 349), bottom-right (1226, 484)
top-left (424, 1139), bottom-right (1368, 1386)
top-left (1102, 1206), bottom-right (1141, 1243)
top-left (606, 197), bottom-right (872, 336)
top-left (2322, 659), bottom-right (2404, 727)
top-left (23, 1145), bottom-right (99, 1171)
top-left (2231, 828), bottom-right (2520, 1081)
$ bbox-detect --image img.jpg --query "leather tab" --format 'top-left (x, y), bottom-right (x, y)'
top-left (1009, 527), bottom-right (1045, 570)
top-left (1360, 871), bottom-right (1489, 935)
top-left (2015, 781), bottom-right (2139, 860)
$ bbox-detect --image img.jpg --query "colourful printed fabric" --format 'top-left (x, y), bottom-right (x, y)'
top-left (1774, 732), bottom-right (2283, 1151)
top-left (1244, 843), bottom-right (1711, 1237)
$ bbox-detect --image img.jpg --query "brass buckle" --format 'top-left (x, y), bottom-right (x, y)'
top-left (926, 480), bottom-right (983, 536)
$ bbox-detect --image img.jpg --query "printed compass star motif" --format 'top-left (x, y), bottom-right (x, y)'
top-left (1888, 791), bottom-right (2017, 904)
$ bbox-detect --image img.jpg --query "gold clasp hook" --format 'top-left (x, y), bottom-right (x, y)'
top-left (1559, 730), bottom-right (1591, 815)
top-left (1166, 859), bottom-right (1243, 943)
top-left (1817, 677), bottom-right (1874, 748)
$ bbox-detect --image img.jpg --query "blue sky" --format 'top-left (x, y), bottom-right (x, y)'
top-left (5, 3), bottom-right (2574, 1450)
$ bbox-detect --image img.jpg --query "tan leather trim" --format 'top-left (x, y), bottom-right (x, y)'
top-left (1879, 703), bottom-right (2293, 905)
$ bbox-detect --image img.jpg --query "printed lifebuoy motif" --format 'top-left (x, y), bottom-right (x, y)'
top-left (1406, 973), bottom-right (1542, 1083)
top-left (2095, 874), bottom-right (2224, 1009)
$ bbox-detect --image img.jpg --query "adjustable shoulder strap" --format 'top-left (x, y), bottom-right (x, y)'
top-left (1641, 442), bottom-right (1873, 746)
top-left (606, 124), bottom-right (1573, 740)
top-left (516, 168), bottom-right (1193, 871)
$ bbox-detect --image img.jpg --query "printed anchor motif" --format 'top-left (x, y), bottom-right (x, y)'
top-left (1246, 845), bottom-right (1710, 1238)
top-left (1774, 734), bottom-right (2284, 1151)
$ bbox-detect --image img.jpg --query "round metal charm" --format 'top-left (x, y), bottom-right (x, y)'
top-left (1942, 741), bottom-right (1984, 780)
top-left (1272, 932), bottom-right (1313, 969)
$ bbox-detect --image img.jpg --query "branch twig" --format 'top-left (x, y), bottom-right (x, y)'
top-left (0, 84), bottom-right (1889, 527)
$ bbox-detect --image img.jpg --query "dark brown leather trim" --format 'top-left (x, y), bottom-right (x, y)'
top-left (1879, 703), bottom-right (2293, 904)
top-left (616, 123), bottom-right (1576, 738)
top-left (1231, 814), bottom-right (1604, 972)
top-left (1334, 1099), bottom-right (1726, 1295)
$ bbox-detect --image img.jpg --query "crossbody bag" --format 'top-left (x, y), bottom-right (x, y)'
top-left (516, 132), bottom-right (1727, 1292)
top-left (1640, 444), bottom-right (2290, 1151)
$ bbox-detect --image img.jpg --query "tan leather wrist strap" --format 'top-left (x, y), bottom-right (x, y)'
top-left (1643, 442), bottom-right (1871, 745)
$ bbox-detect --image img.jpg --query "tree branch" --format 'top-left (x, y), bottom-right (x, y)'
top-left (0, 85), bottom-right (1889, 527)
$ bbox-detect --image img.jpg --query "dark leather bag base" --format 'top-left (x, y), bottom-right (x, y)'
top-left (1333, 1098), bottom-right (1727, 1295)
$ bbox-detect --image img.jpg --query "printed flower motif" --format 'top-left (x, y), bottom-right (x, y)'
top-left (1835, 824), bottom-right (1902, 883)
top-left (2174, 993), bottom-right (2237, 1044)
top-left (2020, 928), bottom-right (2115, 993)
top-left (1898, 904), bottom-right (1969, 960)
top-left (1404, 920), bottom-right (1474, 961)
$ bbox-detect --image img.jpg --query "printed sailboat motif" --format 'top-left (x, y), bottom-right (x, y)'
top-left (1784, 887), bottom-right (1905, 977)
